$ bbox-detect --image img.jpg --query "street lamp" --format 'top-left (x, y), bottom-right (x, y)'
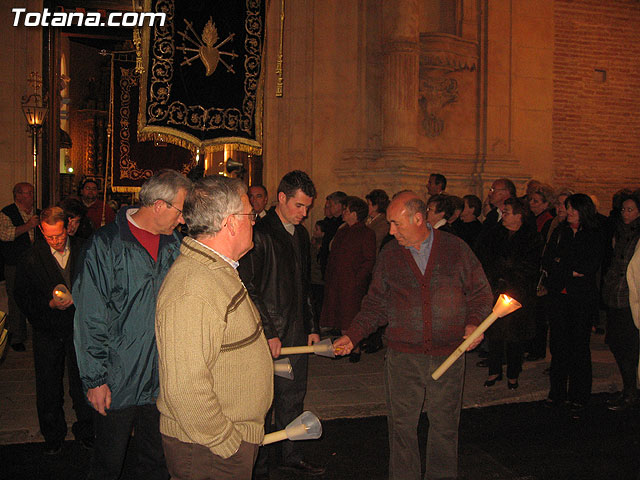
top-left (21, 72), bottom-right (48, 211)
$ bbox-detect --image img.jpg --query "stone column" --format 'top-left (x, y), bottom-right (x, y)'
top-left (381, 0), bottom-right (420, 164)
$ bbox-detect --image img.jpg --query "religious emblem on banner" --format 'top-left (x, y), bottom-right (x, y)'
top-left (138, 0), bottom-right (264, 155)
top-left (178, 18), bottom-right (238, 76)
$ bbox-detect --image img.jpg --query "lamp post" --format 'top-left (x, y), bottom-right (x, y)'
top-left (21, 72), bottom-right (48, 211)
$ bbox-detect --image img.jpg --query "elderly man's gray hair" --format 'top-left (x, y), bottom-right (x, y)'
top-left (138, 169), bottom-right (192, 207)
top-left (184, 176), bottom-right (247, 237)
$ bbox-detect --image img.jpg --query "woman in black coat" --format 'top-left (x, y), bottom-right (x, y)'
top-left (455, 194), bottom-right (483, 248)
top-left (601, 190), bottom-right (640, 410)
top-left (541, 194), bottom-right (604, 413)
top-left (476, 197), bottom-right (542, 389)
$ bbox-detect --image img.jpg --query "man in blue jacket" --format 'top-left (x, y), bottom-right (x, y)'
top-left (74, 169), bottom-right (191, 480)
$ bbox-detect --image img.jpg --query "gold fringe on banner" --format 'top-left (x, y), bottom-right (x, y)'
top-left (111, 185), bottom-right (141, 193)
top-left (136, 131), bottom-right (263, 156)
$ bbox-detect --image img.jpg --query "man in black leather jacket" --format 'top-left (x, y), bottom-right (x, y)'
top-left (238, 170), bottom-right (325, 478)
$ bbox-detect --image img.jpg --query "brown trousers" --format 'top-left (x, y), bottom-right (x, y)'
top-left (161, 434), bottom-right (258, 480)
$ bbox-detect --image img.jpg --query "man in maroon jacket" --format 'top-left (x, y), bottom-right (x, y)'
top-left (334, 190), bottom-right (493, 480)
top-left (79, 179), bottom-right (115, 230)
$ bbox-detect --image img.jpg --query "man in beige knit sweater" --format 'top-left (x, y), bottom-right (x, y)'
top-left (155, 176), bottom-right (274, 480)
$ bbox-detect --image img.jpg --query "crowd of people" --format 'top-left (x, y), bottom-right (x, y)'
top-left (1, 169), bottom-right (639, 479)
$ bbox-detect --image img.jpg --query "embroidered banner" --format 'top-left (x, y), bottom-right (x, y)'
top-left (137, 0), bottom-right (265, 155)
top-left (111, 58), bottom-right (194, 192)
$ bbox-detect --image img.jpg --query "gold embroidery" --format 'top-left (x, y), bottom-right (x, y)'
top-left (137, 0), bottom-right (263, 154)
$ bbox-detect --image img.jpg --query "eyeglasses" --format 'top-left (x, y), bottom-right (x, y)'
top-left (234, 212), bottom-right (258, 222)
top-left (489, 187), bottom-right (507, 193)
top-left (40, 231), bottom-right (66, 241)
top-left (621, 207), bottom-right (637, 213)
top-left (165, 201), bottom-right (183, 216)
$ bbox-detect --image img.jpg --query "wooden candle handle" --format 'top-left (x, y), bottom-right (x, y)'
top-left (280, 345), bottom-right (315, 355)
top-left (262, 430), bottom-right (288, 445)
top-left (431, 312), bottom-right (499, 380)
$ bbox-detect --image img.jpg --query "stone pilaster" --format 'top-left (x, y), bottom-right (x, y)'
top-left (380, 0), bottom-right (420, 166)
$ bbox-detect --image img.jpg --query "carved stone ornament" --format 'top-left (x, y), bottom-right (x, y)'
top-left (419, 77), bottom-right (458, 137)
top-left (418, 33), bottom-right (477, 137)
top-left (420, 33), bottom-right (477, 73)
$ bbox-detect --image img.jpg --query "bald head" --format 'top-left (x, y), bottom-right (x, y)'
top-left (387, 191), bottom-right (430, 248)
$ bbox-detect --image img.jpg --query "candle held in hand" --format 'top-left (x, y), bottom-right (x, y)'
top-left (431, 294), bottom-right (522, 380)
top-left (52, 284), bottom-right (72, 302)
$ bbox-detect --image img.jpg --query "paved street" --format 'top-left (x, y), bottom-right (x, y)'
top-left (0, 280), bottom-right (623, 445)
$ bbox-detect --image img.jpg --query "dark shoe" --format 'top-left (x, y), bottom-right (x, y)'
top-left (252, 472), bottom-right (270, 480)
top-left (43, 441), bottom-right (62, 456)
top-left (484, 374), bottom-right (503, 387)
top-left (608, 395), bottom-right (637, 412)
top-left (568, 402), bottom-right (585, 419)
top-left (349, 351), bottom-right (361, 363)
top-left (79, 435), bottom-right (95, 450)
top-left (476, 359), bottom-right (489, 368)
top-left (525, 353), bottom-right (544, 362)
top-left (543, 397), bottom-right (568, 409)
top-left (10, 342), bottom-right (26, 352)
top-left (507, 378), bottom-right (519, 390)
top-left (280, 460), bottom-right (326, 476)
top-left (363, 338), bottom-right (383, 354)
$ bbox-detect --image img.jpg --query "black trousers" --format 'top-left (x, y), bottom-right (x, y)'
top-left (487, 337), bottom-right (524, 380)
top-left (528, 295), bottom-right (550, 358)
top-left (606, 307), bottom-right (640, 397)
top-left (89, 403), bottom-right (169, 480)
top-left (254, 353), bottom-right (308, 474)
top-left (5, 265), bottom-right (27, 344)
top-left (32, 328), bottom-right (93, 444)
top-left (548, 293), bottom-right (593, 405)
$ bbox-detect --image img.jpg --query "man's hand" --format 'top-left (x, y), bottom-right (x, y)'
top-left (49, 297), bottom-right (73, 310)
top-left (87, 384), bottom-right (112, 416)
top-left (333, 335), bottom-right (354, 356)
top-left (307, 333), bottom-right (320, 346)
top-left (14, 215), bottom-right (40, 237)
top-left (26, 215), bottom-right (40, 229)
top-left (463, 325), bottom-right (483, 351)
top-left (268, 337), bottom-right (282, 358)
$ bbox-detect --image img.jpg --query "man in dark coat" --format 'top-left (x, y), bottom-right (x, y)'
top-left (318, 190), bottom-right (347, 278)
top-left (482, 178), bottom-right (517, 228)
top-left (238, 170), bottom-right (325, 478)
top-left (14, 206), bottom-right (93, 455)
top-left (0, 182), bottom-right (40, 351)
